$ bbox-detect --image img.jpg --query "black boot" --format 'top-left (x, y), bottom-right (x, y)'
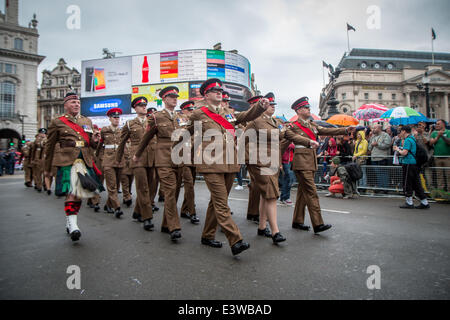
top-left (143, 219), bottom-right (154, 231)
top-left (313, 224), bottom-right (332, 234)
top-left (272, 232), bottom-right (286, 244)
top-left (114, 208), bottom-right (123, 219)
top-left (190, 214), bottom-right (200, 224)
top-left (93, 205), bottom-right (100, 212)
top-left (201, 238), bottom-right (222, 248)
top-left (231, 240), bottom-right (250, 256)
top-left (152, 205), bottom-right (159, 212)
top-left (257, 227), bottom-right (271, 237)
top-left (170, 230), bottom-right (181, 241)
top-left (292, 222), bottom-right (310, 231)
top-left (104, 205), bottom-right (114, 214)
top-left (124, 199), bottom-right (132, 207)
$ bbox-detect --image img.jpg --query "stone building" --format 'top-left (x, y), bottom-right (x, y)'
top-left (319, 48), bottom-right (450, 121)
top-left (37, 58), bottom-right (81, 129)
top-left (0, 0), bottom-right (45, 148)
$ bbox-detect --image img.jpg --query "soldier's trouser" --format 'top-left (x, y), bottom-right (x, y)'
top-left (120, 173), bottom-right (134, 202)
top-left (292, 170), bottom-right (325, 228)
top-left (148, 166), bottom-right (158, 206)
top-left (132, 167), bottom-right (153, 220)
top-left (87, 193), bottom-right (101, 206)
top-left (104, 167), bottom-right (122, 209)
top-left (181, 166), bottom-right (196, 215)
top-left (33, 164), bottom-right (43, 190)
top-left (247, 168), bottom-right (260, 216)
top-left (157, 167), bottom-right (183, 232)
top-left (202, 173), bottom-right (243, 247)
top-left (24, 166), bottom-right (33, 183)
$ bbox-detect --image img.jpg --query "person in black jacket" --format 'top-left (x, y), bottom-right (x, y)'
top-left (336, 135), bottom-right (352, 164)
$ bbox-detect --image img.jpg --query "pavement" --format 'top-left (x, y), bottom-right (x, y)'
top-left (0, 172), bottom-right (449, 300)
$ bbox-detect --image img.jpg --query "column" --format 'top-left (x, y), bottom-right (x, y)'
top-left (405, 92), bottom-right (411, 108)
top-left (444, 93), bottom-right (449, 122)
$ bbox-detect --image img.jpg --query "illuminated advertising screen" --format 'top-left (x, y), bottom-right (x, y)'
top-left (82, 49), bottom-right (252, 121)
top-left (81, 56), bottom-right (132, 98)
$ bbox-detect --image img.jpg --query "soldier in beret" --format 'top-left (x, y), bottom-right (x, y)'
top-left (285, 96), bottom-right (355, 234)
top-left (31, 128), bottom-right (47, 192)
top-left (22, 140), bottom-right (33, 187)
top-left (178, 100), bottom-right (199, 224)
top-left (245, 92), bottom-right (290, 243)
top-left (116, 96), bottom-right (155, 231)
top-left (96, 108), bottom-right (125, 218)
top-left (134, 86), bottom-right (191, 242)
top-left (245, 95), bottom-right (263, 223)
top-left (186, 78), bottom-right (269, 256)
top-left (44, 92), bottom-right (103, 242)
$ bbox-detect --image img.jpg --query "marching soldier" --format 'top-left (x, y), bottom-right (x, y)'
top-left (96, 108), bottom-right (125, 218)
top-left (22, 140), bottom-right (33, 187)
top-left (285, 96), bottom-right (354, 234)
top-left (146, 106), bottom-right (160, 213)
top-left (186, 78), bottom-right (269, 256)
top-left (134, 86), bottom-right (188, 242)
top-left (120, 139), bottom-right (134, 208)
top-left (245, 95), bottom-right (263, 223)
top-left (44, 92), bottom-right (102, 242)
top-left (87, 124), bottom-right (102, 212)
top-left (116, 97), bottom-right (154, 231)
top-left (179, 100), bottom-right (200, 224)
top-left (245, 92), bottom-right (290, 243)
top-left (31, 128), bottom-right (47, 192)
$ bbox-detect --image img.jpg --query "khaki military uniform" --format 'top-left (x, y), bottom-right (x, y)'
top-left (180, 113), bottom-right (197, 216)
top-left (285, 118), bottom-right (347, 227)
top-left (21, 143), bottom-right (33, 185)
top-left (120, 141), bottom-right (134, 204)
top-left (186, 101), bottom-right (266, 246)
top-left (31, 136), bottom-right (46, 190)
top-left (96, 125), bottom-right (124, 210)
top-left (135, 109), bottom-right (185, 233)
top-left (245, 114), bottom-right (289, 200)
top-left (116, 116), bottom-right (154, 221)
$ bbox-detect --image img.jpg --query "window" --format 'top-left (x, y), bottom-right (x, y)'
top-left (342, 93), bottom-right (346, 100)
top-left (47, 90), bottom-right (52, 99)
top-left (0, 81), bottom-right (16, 118)
top-left (387, 63), bottom-right (394, 70)
top-left (0, 62), bottom-right (3, 72)
top-left (361, 62), bottom-right (367, 69)
top-left (4, 63), bottom-right (15, 74)
top-left (60, 90), bottom-right (65, 98)
top-left (374, 62), bottom-right (381, 69)
top-left (364, 93), bottom-right (369, 100)
top-left (14, 38), bottom-right (23, 51)
top-left (378, 93), bottom-right (383, 100)
top-left (60, 78), bottom-right (65, 85)
top-left (392, 93), bottom-right (396, 100)
top-left (430, 107), bottom-right (436, 118)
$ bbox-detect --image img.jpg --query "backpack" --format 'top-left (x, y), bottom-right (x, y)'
top-left (409, 136), bottom-right (429, 168)
top-left (344, 162), bottom-right (363, 181)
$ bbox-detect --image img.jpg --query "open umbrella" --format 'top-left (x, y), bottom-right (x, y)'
top-left (314, 120), bottom-right (338, 128)
top-left (290, 113), bottom-right (321, 122)
top-left (353, 104), bottom-right (388, 121)
top-left (326, 114), bottom-right (359, 126)
top-left (380, 106), bottom-right (429, 125)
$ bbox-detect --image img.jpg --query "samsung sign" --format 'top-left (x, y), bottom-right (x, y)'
top-left (81, 94), bottom-right (131, 117)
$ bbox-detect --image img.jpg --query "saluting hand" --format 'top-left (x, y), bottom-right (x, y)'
top-left (260, 98), bottom-right (270, 110)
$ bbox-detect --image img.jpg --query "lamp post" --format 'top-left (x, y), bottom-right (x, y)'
top-left (325, 67), bottom-right (342, 120)
top-left (416, 72), bottom-right (431, 119)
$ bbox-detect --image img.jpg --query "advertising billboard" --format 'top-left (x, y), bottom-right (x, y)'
top-left (81, 49), bottom-right (253, 122)
top-left (81, 56), bottom-right (132, 98)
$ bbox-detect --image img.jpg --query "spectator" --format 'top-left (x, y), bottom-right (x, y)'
top-left (429, 119), bottom-right (450, 191)
top-left (368, 124), bottom-right (392, 191)
top-left (279, 143), bottom-right (295, 205)
top-left (336, 135), bottom-right (352, 164)
top-left (6, 148), bottom-right (16, 175)
top-left (394, 125), bottom-right (430, 209)
top-left (325, 157), bottom-right (358, 199)
top-left (0, 149), bottom-right (6, 176)
top-left (352, 130), bottom-right (369, 187)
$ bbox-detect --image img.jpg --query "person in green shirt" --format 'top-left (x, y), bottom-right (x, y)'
top-left (429, 119), bottom-right (450, 191)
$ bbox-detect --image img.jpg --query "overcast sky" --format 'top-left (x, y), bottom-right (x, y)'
top-left (7, 0), bottom-right (450, 118)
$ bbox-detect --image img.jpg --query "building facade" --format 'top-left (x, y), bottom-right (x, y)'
top-left (37, 58), bottom-right (81, 129)
top-left (319, 48), bottom-right (450, 122)
top-left (0, 0), bottom-right (45, 148)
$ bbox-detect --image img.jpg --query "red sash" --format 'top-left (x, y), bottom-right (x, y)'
top-left (58, 116), bottom-right (102, 175)
top-left (201, 106), bottom-right (235, 137)
top-left (293, 121), bottom-right (317, 141)
top-left (59, 116), bottom-right (90, 145)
